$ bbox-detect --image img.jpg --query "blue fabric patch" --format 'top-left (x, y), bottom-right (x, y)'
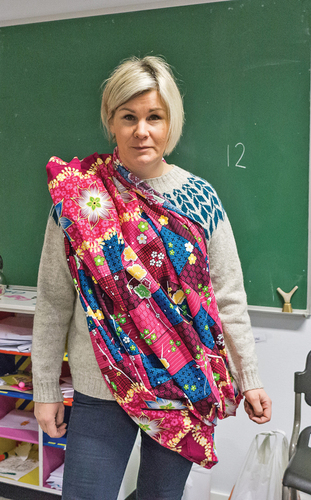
top-left (52, 204), bottom-right (60, 225)
top-left (78, 270), bottom-right (100, 312)
top-left (173, 361), bottom-right (211, 402)
top-left (118, 330), bottom-right (140, 356)
top-left (101, 233), bottom-right (124, 274)
top-left (96, 324), bottom-right (123, 362)
top-left (107, 319), bottom-right (126, 353)
top-left (193, 305), bottom-right (215, 349)
top-left (160, 226), bottom-right (190, 275)
top-left (141, 353), bottom-right (172, 387)
top-left (152, 288), bottom-right (183, 326)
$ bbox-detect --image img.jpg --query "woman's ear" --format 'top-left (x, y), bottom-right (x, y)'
top-left (108, 117), bottom-right (115, 136)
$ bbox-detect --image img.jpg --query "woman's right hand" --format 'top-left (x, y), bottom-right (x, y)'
top-left (34, 402), bottom-right (67, 438)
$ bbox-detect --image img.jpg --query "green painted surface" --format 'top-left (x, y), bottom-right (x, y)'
top-left (0, 0), bottom-right (309, 308)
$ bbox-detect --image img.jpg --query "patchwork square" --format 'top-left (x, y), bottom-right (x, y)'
top-left (96, 324), bottom-right (123, 362)
top-left (78, 269), bottom-right (100, 311)
top-left (101, 233), bottom-right (124, 274)
top-left (141, 353), bottom-right (172, 388)
top-left (152, 288), bottom-right (183, 326)
top-left (160, 226), bottom-right (190, 275)
top-left (154, 378), bottom-right (186, 400)
top-left (151, 329), bottom-right (193, 376)
top-left (173, 361), bottom-right (211, 402)
top-left (193, 305), bottom-right (215, 349)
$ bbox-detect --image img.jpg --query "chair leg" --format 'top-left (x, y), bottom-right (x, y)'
top-left (282, 485), bottom-right (300, 500)
top-left (282, 485), bottom-right (290, 500)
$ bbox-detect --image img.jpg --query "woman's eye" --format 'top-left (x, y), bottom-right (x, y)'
top-left (149, 114), bottom-right (161, 121)
top-left (123, 114), bottom-right (135, 121)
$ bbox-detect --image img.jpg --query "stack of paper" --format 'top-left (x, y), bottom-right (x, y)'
top-left (0, 442), bottom-right (38, 481)
top-left (0, 315), bottom-right (33, 352)
top-left (0, 409), bottom-right (38, 432)
top-left (46, 463), bottom-right (64, 490)
top-left (60, 377), bottom-right (73, 399)
top-left (0, 288), bottom-right (37, 310)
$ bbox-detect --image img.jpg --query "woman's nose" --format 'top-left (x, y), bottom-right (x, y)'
top-left (134, 120), bottom-right (149, 138)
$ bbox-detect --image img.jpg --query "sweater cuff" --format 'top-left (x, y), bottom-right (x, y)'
top-left (33, 379), bottom-right (63, 403)
top-left (237, 370), bottom-right (264, 394)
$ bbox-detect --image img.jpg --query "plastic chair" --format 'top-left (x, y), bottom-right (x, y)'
top-left (282, 351), bottom-right (311, 500)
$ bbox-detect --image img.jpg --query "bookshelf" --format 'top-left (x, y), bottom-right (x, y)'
top-left (0, 287), bottom-right (139, 498)
top-left (0, 286), bottom-right (69, 494)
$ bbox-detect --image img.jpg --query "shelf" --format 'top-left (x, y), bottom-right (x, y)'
top-left (42, 405), bottom-right (71, 449)
top-left (0, 350), bottom-right (67, 360)
top-left (0, 440), bottom-right (39, 486)
top-left (0, 426), bottom-right (38, 443)
top-left (44, 483), bottom-right (62, 494)
top-left (17, 466), bottom-right (39, 486)
top-left (0, 389), bottom-right (33, 400)
top-left (0, 295), bottom-right (69, 496)
top-left (43, 446), bottom-right (65, 491)
top-left (43, 434), bottom-right (67, 450)
top-left (0, 286), bottom-right (36, 314)
top-left (0, 349), bottom-right (31, 356)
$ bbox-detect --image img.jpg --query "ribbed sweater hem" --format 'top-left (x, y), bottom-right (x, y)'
top-left (72, 373), bottom-right (115, 401)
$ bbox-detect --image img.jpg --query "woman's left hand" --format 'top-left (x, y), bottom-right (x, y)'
top-left (243, 388), bottom-right (272, 424)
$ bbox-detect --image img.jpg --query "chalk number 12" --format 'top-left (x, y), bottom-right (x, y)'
top-left (227, 143), bottom-right (246, 169)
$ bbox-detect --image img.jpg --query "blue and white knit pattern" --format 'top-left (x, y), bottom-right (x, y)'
top-left (161, 174), bottom-right (225, 241)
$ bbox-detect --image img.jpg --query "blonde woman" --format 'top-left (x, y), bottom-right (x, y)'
top-left (33, 56), bottom-right (271, 500)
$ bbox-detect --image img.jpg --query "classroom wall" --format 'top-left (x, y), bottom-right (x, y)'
top-left (212, 312), bottom-right (311, 499)
top-left (1, 1), bottom-right (310, 498)
top-left (0, 0), bottom-right (227, 26)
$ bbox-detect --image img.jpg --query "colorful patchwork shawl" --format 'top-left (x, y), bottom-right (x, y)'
top-left (47, 150), bottom-right (242, 468)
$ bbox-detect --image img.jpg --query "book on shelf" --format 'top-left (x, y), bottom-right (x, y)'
top-left (46, 462), bottom-right (64, 491)
top-left (0, 314), bottom-right (33, 352)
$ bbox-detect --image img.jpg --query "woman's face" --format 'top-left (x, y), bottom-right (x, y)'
top-left (109, 90), bottom-right (170, 179)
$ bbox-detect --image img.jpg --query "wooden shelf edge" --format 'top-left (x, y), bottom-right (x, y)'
top-left (0, 349), bottom-right (31, 356)
top-left (0, 427), bottom-right (38, 443)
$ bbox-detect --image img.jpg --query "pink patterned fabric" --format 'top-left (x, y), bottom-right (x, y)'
top-left (47, 150), bottom-right (242, 468)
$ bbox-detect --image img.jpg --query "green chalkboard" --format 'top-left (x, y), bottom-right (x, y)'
top-left (0, 0), bottom-right (310, 310)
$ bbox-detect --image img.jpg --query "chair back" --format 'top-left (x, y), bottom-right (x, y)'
top-left (295, 351), bottom-right (311, 406)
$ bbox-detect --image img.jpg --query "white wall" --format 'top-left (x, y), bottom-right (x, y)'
top-left (212, 312), bottom-right (311, 498)
top-left (1, 1), bottom-right (310, 498)
top-left (0, 0), bottom-right (228, 26)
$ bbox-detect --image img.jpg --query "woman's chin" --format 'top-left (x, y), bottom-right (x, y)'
top-left (125, 155), bottom-right (163, 176)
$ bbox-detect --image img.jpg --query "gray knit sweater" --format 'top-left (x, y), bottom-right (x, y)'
top-left (32, 164), bottom-right (262, 403)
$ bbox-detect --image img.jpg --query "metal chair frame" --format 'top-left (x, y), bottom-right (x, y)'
top-left (282, 351), bottom-right (311, 500)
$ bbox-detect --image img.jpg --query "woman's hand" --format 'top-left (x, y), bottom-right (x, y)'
top-left (34, 402), bottom-right (67, 438)
top-left (243, 388), bottom-right (272, 424)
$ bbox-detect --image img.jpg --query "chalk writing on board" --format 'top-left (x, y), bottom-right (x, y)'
top-left (227, 143), bottom-right (246, 169)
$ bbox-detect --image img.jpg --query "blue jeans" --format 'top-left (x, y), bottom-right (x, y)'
top-left (62, 391), bottom-right (193, 500)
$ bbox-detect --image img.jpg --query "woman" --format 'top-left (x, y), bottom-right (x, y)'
top-left (32, 56), bottom-right (271, 500)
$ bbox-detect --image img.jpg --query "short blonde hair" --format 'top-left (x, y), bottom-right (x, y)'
top-left (101, 56), bottom-right (184, 155)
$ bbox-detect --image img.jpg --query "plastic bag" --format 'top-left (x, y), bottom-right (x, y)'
top-left (230, 430), bottom-right (289, 500)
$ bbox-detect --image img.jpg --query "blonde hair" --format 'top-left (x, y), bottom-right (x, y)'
top-left (101, 56), bottom-right (184, 155)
